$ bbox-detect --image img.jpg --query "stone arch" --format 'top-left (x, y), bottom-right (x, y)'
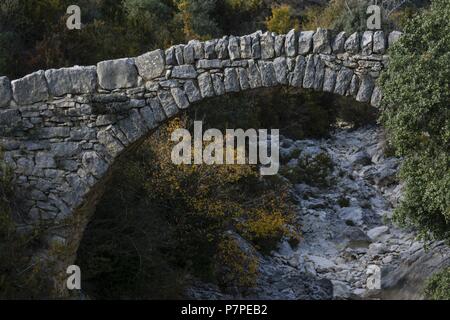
top-left (0, 28), bottom-right (402, 296)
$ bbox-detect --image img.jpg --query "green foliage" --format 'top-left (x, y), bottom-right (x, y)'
top-left (177, 0), bottom-right (221, 39)
top-left (379, 0), bottom-right (450, 241)
top-left (281, 152), bottom-right (334, 188)
top-left (424, 268), bottom-right (450, 300)
top-left (301, 0), bottom-right (425, 33)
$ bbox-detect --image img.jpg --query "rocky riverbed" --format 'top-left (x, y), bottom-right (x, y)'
top-left (187, 125), bottom-right (450, 300)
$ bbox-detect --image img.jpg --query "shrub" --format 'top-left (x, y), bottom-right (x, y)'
top-left (379, 0), bottom-right (450, 241)
top-left (281, 152), bottom-right (334, 188)
top-left (215, 235), bottom-right (259, 291)
top-left (424, 268), bottom-right (450, 300)
top-left (265, 4), bottom-right (299, 34)
top-left (301, 0), bottom-right (419, 33)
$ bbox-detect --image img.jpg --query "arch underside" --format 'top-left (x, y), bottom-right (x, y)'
top-left (0, 28), bottom-right (400, 296)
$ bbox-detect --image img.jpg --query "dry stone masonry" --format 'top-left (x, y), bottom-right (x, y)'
top-left (0, 28), bottom-right (402, 294)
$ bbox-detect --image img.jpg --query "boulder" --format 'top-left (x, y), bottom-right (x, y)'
top-left (367, 226), bottom-right (389, 241)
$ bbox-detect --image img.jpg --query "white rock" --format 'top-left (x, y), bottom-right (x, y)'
top-left (367, 226), bottom-right (389, 241)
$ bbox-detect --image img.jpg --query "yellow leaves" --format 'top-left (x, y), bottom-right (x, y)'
top-left (265, 4), bottom-right (299, 34)
top-left (225, 0), bottom-right (263, 12)
top-left (216, 236), bottom-right (259, 288)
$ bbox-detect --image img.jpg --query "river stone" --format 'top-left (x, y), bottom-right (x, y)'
top-left (228, 36), bottom-right (241, 60)
top-left (339, 207), bottom-right (363, 225)
top-left (198, 73), bottom-right (215, 98)
top-left (344, 32), bottom-right (360, 54)
top-left (361, 31), bottom-right (374, 55)
top-left (285, 29), bottom-right (298, 57)
top-left (373, 31), bottom-right (386, 54)
top-left (97, 58), bottom-right (138, 90)
top-left (299, 31), bottom-right (314, 55)
top-left (367, 226), bottom-right (389, 241)
top-left (0, 76), bottom-right (12, 108)
top-left (12, 70), bottom-right (49, 105)
top-left (135, 49), bottom-right (165, 80)
top-left (356, 75), bottom-right (375, 102)
top-left (332, 32), bottom-right (346, 53)
top-left (45, 66), bottom-right (97, 96)
top-left (261, 32), bottom-right (275, 60)
top-left (313, 28), bottom-right (331, 54)
top-left (171, 65), bottom-right (197, 79)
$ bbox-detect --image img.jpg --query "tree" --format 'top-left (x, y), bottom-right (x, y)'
top-left (265, 4), bottom-right (298, 34)
top-left (379, 0), bottom-right (450, 241)
top-left (177, 0), bottom-right (221, 40)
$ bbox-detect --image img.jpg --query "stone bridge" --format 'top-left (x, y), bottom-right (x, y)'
top-left (0, 28), bottom-right (401, 296)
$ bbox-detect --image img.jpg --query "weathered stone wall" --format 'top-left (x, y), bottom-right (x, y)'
top-left (0, 28), bottom-right (402, 296)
